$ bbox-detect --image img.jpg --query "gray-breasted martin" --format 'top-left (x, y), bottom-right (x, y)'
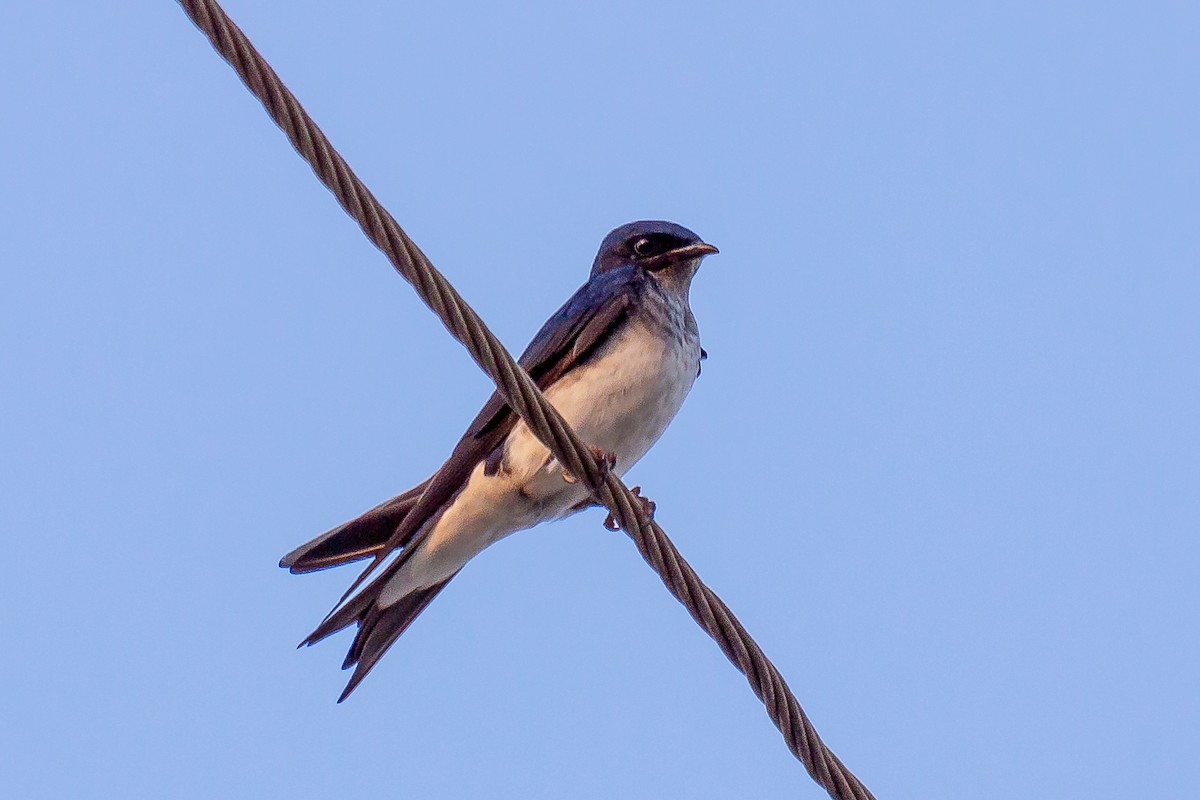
top-left (281, 220), bottom-right (718, 700)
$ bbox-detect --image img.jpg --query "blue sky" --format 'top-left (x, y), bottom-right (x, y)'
top-left (2, 2), bottom-right (1197, 798)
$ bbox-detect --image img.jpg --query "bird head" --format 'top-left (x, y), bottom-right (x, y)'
top-left (590, 221), bottom-right (719, 284)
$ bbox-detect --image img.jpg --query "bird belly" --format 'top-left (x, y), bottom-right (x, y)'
top-left (381, 322), bottom-right (698, 602)
top-left (504, 320), bottom-right (698, 504)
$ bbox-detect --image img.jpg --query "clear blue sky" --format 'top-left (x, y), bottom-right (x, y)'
top-left (3, 2), bottom-right (1196, 798)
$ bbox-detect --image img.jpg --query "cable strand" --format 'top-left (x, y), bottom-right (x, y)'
top-left (176, 2), bottom-right (876, 797)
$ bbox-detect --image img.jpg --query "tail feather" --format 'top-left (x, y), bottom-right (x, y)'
top-left (285, 477), bottom-right (459, 700)
top-left (312, 574), bottom-right (458, 703)
top-left (299, 587), bottom-right (375, 649)
top-left (280, 480), bottom-right (430, 574)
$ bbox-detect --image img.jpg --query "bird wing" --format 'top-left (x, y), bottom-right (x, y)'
top-left (281, 265), bottom-right (642, 577)
top-left (294, 267), bottom-right (645, 698)
top-left (279, 480), bottom-right (430, 573)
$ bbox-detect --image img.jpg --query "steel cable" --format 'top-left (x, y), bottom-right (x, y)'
top-left (176, 2), bottom-right (876, 797)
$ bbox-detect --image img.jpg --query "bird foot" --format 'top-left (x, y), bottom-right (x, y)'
top-left (561, 446), bottom-right (616, 485)
top-left (603, 486), bottom-right (656, 531)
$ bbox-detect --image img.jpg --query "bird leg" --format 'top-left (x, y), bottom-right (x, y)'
top-left (561, 446), bottom-right (616, 485)
top-left (603, 486), bottom-right (656, 531)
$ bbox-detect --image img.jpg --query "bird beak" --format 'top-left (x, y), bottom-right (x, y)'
top-left (673, 242), bottom-right (719, 259)
top-left (645, 241), bottom-right (719, 269)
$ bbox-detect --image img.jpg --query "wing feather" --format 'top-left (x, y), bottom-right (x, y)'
top-left (286, 265), bottom-right (646, 670)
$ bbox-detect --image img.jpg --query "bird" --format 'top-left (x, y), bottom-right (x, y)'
top-left (280, 220), bottom-right (718, 700)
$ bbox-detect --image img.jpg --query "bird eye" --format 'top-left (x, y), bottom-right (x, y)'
top-left (632, 238), bottom-right (655, 256)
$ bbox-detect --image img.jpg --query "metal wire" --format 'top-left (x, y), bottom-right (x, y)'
top-left (176, 2), bottom-right (877, 797)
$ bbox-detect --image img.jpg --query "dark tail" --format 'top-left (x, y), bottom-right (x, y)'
top-left (299, 570), bottom-right (459, 702)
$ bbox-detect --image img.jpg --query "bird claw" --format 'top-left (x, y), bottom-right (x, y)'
top-left (561, 446), bottom-right (616, 485)
top-left (603, 486), bottom-right (656, 531)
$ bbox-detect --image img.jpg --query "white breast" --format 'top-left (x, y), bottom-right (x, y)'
top-left (379, 319), bottom-right (699, 603)
top-left (506, 319), bottom-right (699, 489)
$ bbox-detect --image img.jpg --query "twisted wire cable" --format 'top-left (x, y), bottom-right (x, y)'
top-left (176, 2), bottom-right (876, 797)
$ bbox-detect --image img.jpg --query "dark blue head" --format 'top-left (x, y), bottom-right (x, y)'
top-left (590, 220), bottom-right (718, 279)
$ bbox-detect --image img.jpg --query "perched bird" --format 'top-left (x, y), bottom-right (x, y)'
top-left (281, 220), bottom-right (718, 700)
